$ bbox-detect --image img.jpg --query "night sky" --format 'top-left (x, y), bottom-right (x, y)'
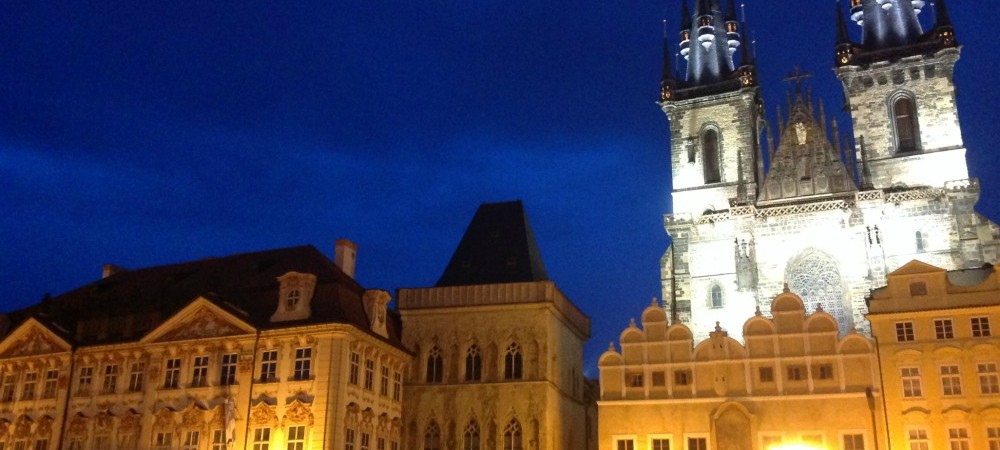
top-left (2, 1), bottom-right (999, 375)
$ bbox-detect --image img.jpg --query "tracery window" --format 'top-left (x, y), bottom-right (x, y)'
top-left (465, 345), bottom-right (482, 382)
top-left (702, 129), bottom-right (721, 184)
top-left (502, 419), bottom-right (523, 450)
top-left (785, 248), bottom-right (850, 334)
top-left (424, 422), bottom-right (441, 450)
top-left (426, 347), bottom-right (443, 383)
top-left (463, 420), bottom-right (481, 450)
top-left (892, 95), bottom-right (920, 153)
top-left (504, 343), bottom-right (523, 380)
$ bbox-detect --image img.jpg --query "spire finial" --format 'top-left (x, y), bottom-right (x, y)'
top-left (835, 0), bottom-right (851, 46)
top-left (784, 66), bottom-right (813, 103)
top-left (935, 0), bottom-right (952, 26)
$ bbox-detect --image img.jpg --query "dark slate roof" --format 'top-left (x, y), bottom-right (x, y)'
top-left (3, 245), bottom-right (405, 350)
top-left (436, 200), bottom-right (549, 287)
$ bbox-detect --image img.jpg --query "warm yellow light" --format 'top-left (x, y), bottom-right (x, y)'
top-left (768, 444), bottom-right (826, 450)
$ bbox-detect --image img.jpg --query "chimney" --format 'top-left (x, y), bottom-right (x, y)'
top-left (335, 239), bottom-right (358, 278)
top-left (102, 263), bottom-right (126, 279)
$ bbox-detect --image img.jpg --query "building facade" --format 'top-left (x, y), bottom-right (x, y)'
top-left (868, 260), bottom-right (1000, 450)
top-left (0, 243), bottom-right (410, 450)
top-left (598, 290), bottom-right (882, 450)
top-left (660, 0), bottom-right (1000, 341)
top-left (398, 201), bottom-right (594, 450)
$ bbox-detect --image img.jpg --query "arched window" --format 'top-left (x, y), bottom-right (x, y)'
top-left (285, 289), bottom-right (300, 310)
top-left (915, 231), bottom-right (926, 252)
top-left (424, 422), bottom-right (441, 450)
top-left (463, 420), bottom-right (481, 450)
top-left (710, 285), bottom-right (723, 309)
top-left (426, 347), bottom-right (443, 383)
top-left (702, 129), bottom-right (721, 183)
top-left (502, 419), bottom-right (523, 450)
top-left (892, 95), bottom-right (920, 153)
top-left (465, 345), bottom-right (482, 382)
top-left (504, 343), bottom-right (522, 380)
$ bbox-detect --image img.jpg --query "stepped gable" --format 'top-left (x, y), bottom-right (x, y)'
top-left (3, 245), bottom-right (403, 348)
top-left (436, 200), bottom-right (549, 287)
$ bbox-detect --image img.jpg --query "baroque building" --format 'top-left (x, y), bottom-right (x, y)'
top-left (868, 260), bottom-right (1000, 449)
top-left (398, 201), bottom-right (594, 450)
top-left (659, 0), bottom-right (1000, 340)
top-left (0, 243), bottom-right (410, 450)
top-left (598, 290), bottom-right (881, 450)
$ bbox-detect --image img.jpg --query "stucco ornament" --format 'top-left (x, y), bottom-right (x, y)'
top-left (281, 399), bottom-right (314, 427)
top-left (249, 402), bottom-right (278, 427)
top-left (157, 308), bottom-right (246, 342)
top-left (1, 329), bottom-right (62, 358)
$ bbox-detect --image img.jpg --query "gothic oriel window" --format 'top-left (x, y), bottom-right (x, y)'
top-left (504, 343), bottom-right (523, 380)
top-left (424, 422), bottom-right (442, 450)
top-left (426, 347), bottom-right (443, 383)
top-left (892, 95), bottom-right (921, 153)
top-left (464, 420), bottom-right (481, 450)
top-left (702, 129), bottom-right (722, 183)
top-left (465, 345), bottom-right (482, 382)
top-left (709, 285), bottom-right (723, 309)
top-left (502, 419), bottom-right (523, 450)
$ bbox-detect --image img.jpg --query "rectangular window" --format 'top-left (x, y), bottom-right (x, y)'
top-left (154, 432), bottom-right (173, 450)
top-left (260, 350), bottom-right (278, 382)
top-left (76, 367), bottom-right (93, 394)
top-left (759, 367), bottom-right (774, 383)
top-left (627, 373), bottom-right (643, 387)
top-left (364, 359), bottom-right (375, 390)
top-left (674, 370), bottom-right (691, 386)
top-left (974, 317), bottom-right (992, 337)
top-left (941, 365), bottom-right (963, 396)
top-left (787, 366), bottom-right (804, 381)
top-left (13, 442), bottom-right (26, 450)
top-left (101, 365), bottom-right (117, 394)
top-left (253, 427), bottom-right (270, 450)
top-left (2, 374), bottom-right (16, 401)
top-left (293, 348), bottom-right (312, 381)
top-left (896, 322), bottom-right (915, 342)
top-left (32, 440), bottom-right (46, 450)
top-left (843, 433), bottom-right (865, 450)
top-left (652, 372), bottom-right (666, 387)
top-left (980, 363), bottom-right (1000, 394)
top-left (901, 367), bottom-right (923, 398)
top-left (182, 431), bottom-right (200, 450)
top-left (615, 439), bottom-right (634, 450)
top-left (93, 435), bottom-right (109, 450)
top-left (392, 371), bottom-right (402, 401)
top-left (346, 428), bottom-right (356, 450)
top-left (192, 356), bottom-right (209, 387)
top-left (948, 428), bottom-right (970, 450)
top-left (361, 432), bottom-right (371, 450)
top-left (908, 429), bottom-right (930, 450)
top-left (380, 366), bottom-right (390, 396)
top-left (220, 353), bottom-right (238, 386)
top-left (988, 427), bottom-right (1000, 450)
top-left (687, 437), bottom-right (707, 450)
top-left (816, 364), bottom-right (834, 380)
top-left (41, 370), bottom-right (58, 399)
top-left (350, 352), bottom-right (361, 385)
top-left (377, 437), bottom-right (386, 450)
top-left (390, 441), bottom-right (399, 450)
top-left (212, 429), bottom-right (226, 450)
top-left (935, 319), bottom-right (955, 339)
top-left (164, 358), bottom-right (181, 388)
top-left (651, 438), bottom-right (670, 450)
top-left (287, 425), bottom-right (305, 450)
top-left (22, 372), bottom-right (38, 400)
top-left (128, 362), bottom-right (144, 392)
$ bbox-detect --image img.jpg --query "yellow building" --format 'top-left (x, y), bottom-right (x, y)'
top-left (868, 260), bottom-right (1000, 450)
top-left (398, 201), bottom-right (594, 450)
top-left (0, 242), bottom-right (410, 450)
top-left (599, 289), bottom-right (882, 450)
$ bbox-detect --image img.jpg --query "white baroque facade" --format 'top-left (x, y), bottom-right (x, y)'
top-left (659, 0), bottom-right (1000, 340)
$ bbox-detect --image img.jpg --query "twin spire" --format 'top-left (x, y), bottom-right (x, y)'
top-left (670, 0), bottom-right (751, 87)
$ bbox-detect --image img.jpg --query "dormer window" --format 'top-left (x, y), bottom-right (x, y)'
top-left (270, 272), bottom-right (317, 323)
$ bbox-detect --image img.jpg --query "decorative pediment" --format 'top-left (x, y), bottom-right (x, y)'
top-left (281, 400), bottom-right (314, 427)
top-left (153, 408), bottom-right (177, 431)
top-left (249, 402), bottom-right (278, 428)
top-left (118, 410), bottom-right (141, 431)
top-left (94, 410), bottom-right (114, 432)
top-left (67, 414), bottom-right (89, 438)
top-left (180, 403), bottom-right (207, 430)
top-left (890, 260), bottom-right (945, 277)
top-left (0, 319), bottom-right (72, 359)
top-left (12, 415), bottom-right (32, 439)
top-left (142, 298), bottom-right (255, 344)
top-left (35, 416), bottom-right (53, 436)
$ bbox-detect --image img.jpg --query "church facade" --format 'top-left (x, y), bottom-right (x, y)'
top-left (660, 0), bottom-right (1000, 340)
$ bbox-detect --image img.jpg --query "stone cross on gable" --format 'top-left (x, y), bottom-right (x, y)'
top-left (783, 65), bottom-right (814, 96)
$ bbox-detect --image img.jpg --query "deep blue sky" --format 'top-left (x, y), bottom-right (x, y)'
top-left (2, 1), bottom-right (998, 375)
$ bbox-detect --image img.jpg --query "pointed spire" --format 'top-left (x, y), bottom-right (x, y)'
top-left (835, 0), bottom-right (851, 46)
top-left (740, 22), bottom-right (754, 66)
top-left (661, 33), bottom-right (673, 82)
top-left (832, 117), bottom-right (841, 161)
top-left (725, 0), bottom-right (738, 22)
top-left (776, 105), bottom-right (785, 138)
top-left (819, 98), bottom-right (827, 135)
top-left (680, 0), bottom-right (692, 31)
top-left (936, 0), bottom-right (952, 27)
top-left (859, 135), bottom-right (873, 189)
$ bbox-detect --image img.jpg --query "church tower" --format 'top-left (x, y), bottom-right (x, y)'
top-left (835, 0), bottom-right (966, 189)
top-left (660, 0), bottom-right (763, 324)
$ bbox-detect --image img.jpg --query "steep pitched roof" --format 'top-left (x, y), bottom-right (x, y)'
top-left (4, 245), bottom-right (405, 349)
top-left (436, 201), bottom-right (549, 287)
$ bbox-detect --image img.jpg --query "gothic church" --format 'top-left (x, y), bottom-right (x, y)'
top-left (659, 0), bottom-right (1000, 339)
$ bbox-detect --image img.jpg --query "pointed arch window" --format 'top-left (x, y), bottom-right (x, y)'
top-left (502, 419), bottom-right (523, 450)
top-left (702, 129), bottom-right (721, 183)
top-left (463, 420), bottom-right (481, 450)
top-left (426, 347), bottom-right (443, 383)
top-left (892, 95), bottom-right (920, 153)
top-left (424, 422), bottom-right (441, 450)
top-left (504, 343), bottom-right (523, 380)
top-left (710, 285), bottom-right (724, 309)
top-left (465, 345), bottom-right (482, 382)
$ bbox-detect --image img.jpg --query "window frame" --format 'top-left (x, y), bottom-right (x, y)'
top-left (895, 322), bottom-right (915, 342)
top-left (701, 127), bottom-right (722, 184)
top-left (889, 92), bottom-right (921, 154)
top-left (260, 350), bottom-right (278, 383)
